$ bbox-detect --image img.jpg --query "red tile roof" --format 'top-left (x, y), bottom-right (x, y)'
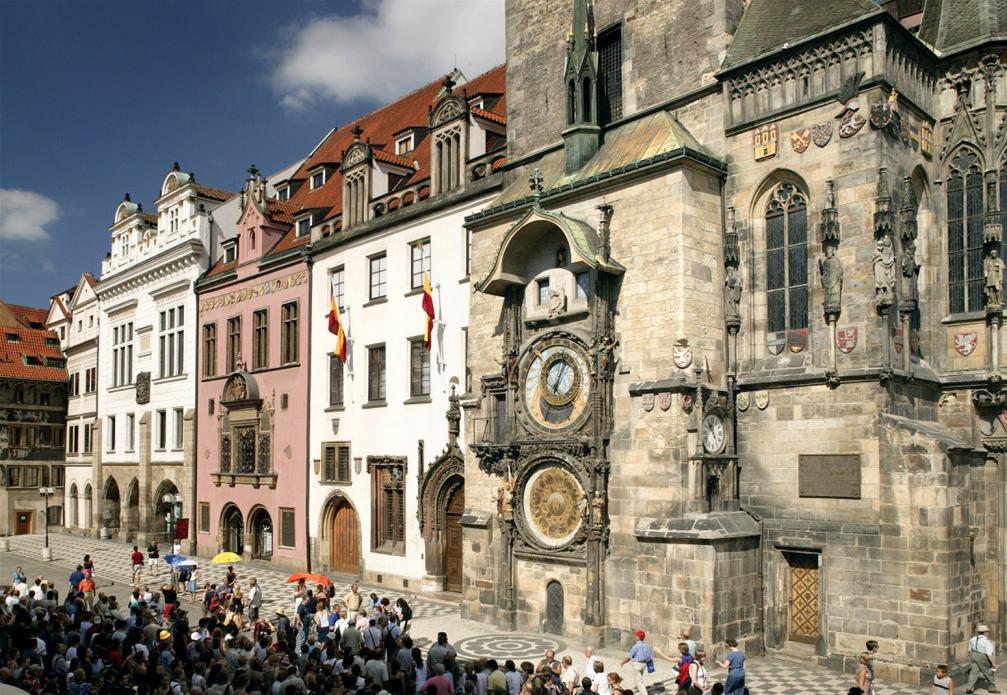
top-left (50, 296), bottom-right (71, 321)
top-left (286, 64), bottom-right (506, 223)
top-left (195, 184), bottom-right (236, 202)
top-left (0, 301), bottom-right (68, 382)
top-left (472, 107), bottom-right (507, 126)
top-left (265, 199), bottom-right (301, 225)
top-left (141, 213), bottom-right (158, 225)
top-left (373, 149), bottom-right (418, 169)
top-left (83, 273), bottom-right (97, 288)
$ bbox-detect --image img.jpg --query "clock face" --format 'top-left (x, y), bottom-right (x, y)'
top-left (522, 466), bottom-right (584, 547)
top-left (522, 337), bottom-right (591, 432)
top-left (702, 413), bottom-right (726, 454)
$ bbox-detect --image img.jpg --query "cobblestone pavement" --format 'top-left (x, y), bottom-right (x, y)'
top-left (5, 532), bottom-right (1002, 694)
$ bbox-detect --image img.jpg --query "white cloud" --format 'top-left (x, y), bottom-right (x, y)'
top-left (0, 189), bottom-right (61, 241)
top-left (271, 0), bottom-right (505, 109)
top-left (0, 249), bottom-right (24, 272)
top-left (39, 257), bottom-right (56, 273)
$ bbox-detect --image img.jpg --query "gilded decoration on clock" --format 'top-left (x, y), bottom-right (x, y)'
top-left (520, 334), bottom-right (591, 434)
top-left (522, 466), bottom-right (584, 547)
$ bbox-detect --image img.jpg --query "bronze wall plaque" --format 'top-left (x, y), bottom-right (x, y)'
top-left (798, 454), bottom-right (861, 499)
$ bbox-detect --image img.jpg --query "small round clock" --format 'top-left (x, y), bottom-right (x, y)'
top-left (521, 336), bottom-right (591, 432)
top-left (702, 413), bottom-right (726, 454)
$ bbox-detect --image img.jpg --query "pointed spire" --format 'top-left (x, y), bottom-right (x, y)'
top-left (821, 178), bottom-right (840, 244)
top-left (569, 0), bottom-right (595, 56)
top-left (563, 0), bottom-right (600, 172)
top-left (172, 161), bottom-right (180, 171)
top-left (900, 175), bottom-right (919, 243)
top-left (874, 168), bottom-right (894, 237)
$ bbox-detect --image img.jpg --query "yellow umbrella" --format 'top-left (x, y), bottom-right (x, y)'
top-left (211, 552), bottom-right (242, 564)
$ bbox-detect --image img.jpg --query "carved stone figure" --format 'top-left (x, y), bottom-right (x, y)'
top-left (899, 239), bottom-right (920, 307)
top-left (724, 266), bottom-right (742, 323)
top-left (496, 478), bottom-right (514, 520)
top-left (819, 245), bottom-right (844, 316)
top-left (135, 372), bottom-right (151, 405)
top-left (223, 375), bottom-right (248, 402)
top-left (590, 490), bottom-right (604, 525)
top-left (985, 249), bottom-right (1006, 307)
top-left (556, 247), bottom-right (567, 268)
top-left (873, 235), bottom-right (896, 300)
top-left (547, 288), bottom-right (567, 318)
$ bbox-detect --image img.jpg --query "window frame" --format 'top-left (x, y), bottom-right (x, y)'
top-left (947, 149), bottom-right (990, 314)
top-left (252, 309), bottom-right (269, 370)
top-left (329, 354), bottom-right (344, 408)
top-left (111, 321), bottom-right (134, 388)
top-left (126, 413), bottom-right (135, 452)
top-left (410, 239), bottom-right (431, 290)
top-left (296, 216), bottom-right (312, 238)
top-left (279, 507), bottom-right (296, 548)
top-left (158, 305), bottom-right (185, 379)
top-left (369, 253), bottom-right (388, 300)
top-left (280, 301), bottom-right (299, 365)
top-left (367, 344), bottom-right (387, 403)
top-left (107, 415), bottom-right (116, 452)
top-left (226, 316), bottom-right (242, 372)
top-left (330, 266), bottom-right (346, 310)
top-left (765, 182), bottom-right (810, 334)
top-left (198, 502), bottom-right (210, 533)
top-left (310, 169), bottom-right (326, 190)
top-left (369, 457), bottom-right (406, 555)
top-left (156, 409), bottom-right (167, 451)
top-left (172, 407), bottom-right (184, 450)
top-left (320, 442), bottom-right (352, 484)
top-left (408, 337), bottom-right (431, 398)
top-left (202, 322), bottom-right (217, 378)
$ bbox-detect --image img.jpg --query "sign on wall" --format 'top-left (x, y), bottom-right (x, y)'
top-left (798, 454), bottom-right (861, 499)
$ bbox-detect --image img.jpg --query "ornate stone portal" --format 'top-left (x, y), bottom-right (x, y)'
top-left (212, 371), bottom-right (276, 489)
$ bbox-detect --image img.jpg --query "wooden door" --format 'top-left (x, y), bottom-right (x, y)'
top-left (330, 501), bottom-right (361, 575)
top-left (544, 581), bottom-right (564, 634)
top-left (15, 511), bottom-right (32, 535)
top-left (787, 552), bottom-right (820, 644)
top-left (445, 488), bottom-right (464, 592)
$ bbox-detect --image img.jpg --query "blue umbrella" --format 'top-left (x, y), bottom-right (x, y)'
top-left (165, 554), bottom-right (186, 565)
top-left (174, 559), bottom-right (197, 569)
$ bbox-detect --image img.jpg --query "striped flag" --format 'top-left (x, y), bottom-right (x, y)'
top-left (328, 287), bottom-right (347, 363)
top-left (422, 272), bottom-right (435, 351)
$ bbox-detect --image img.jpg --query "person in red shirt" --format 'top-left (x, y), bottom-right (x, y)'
top-left (131, 546), bottom-right (144, 585)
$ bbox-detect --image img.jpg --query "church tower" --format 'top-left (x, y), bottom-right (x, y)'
top-left (562, 0), bottom-right (600, 172)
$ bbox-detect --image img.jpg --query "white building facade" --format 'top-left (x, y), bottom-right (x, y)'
top-left (93, 164), bottom-right (236, 545)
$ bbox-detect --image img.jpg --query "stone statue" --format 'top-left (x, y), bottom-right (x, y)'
top-left (590, 490), bottom-right (604, 525)
top-left (556, 247), bottom-right (567, 268)
top-left (873, 235), bottom-right (896, 300)
top-left (899, 239), bottom-right (920, 307)
top-left (496, 479), bottom-right (514, 520)
top-left (985, 249), bottom-right (1006, 307)
top-left (135, 372), bottom-right (151, 405)
top-left (547, 288), bottom-right (567, 318)
top-left (819, 245), bottom-right (844, 315)
top-left (724, 266), bottom-right (742, 323)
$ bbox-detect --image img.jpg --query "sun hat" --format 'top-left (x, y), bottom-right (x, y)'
top-left (191, 631), bottom-right (202, 641)
top-left (159, 630), bottom-right (170, 640)
top-left (978, 624), bottom-right (990, 633)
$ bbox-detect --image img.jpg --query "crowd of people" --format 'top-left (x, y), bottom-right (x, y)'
top-left (0, 553), bottom-right (1000, 695)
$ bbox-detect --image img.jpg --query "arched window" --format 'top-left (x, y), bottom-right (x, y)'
top-left (765, 183), bottom-right (809, 333)
top-left (581, 77), bottom-right (592, 123)
top-left (567, 80), bottom-right (576, 125)
top-left (69, 484), bottom-right (79, 528)
top-left (947, 149), bottom-right (985, 313)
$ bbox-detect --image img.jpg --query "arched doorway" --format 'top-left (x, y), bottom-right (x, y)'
top-left (444, 484), bottom-right (464, 592)
top-left (221, 505), bottom-right (244, 555)
top-left (248, 507), bottom-right (273, 560)
top-left (544, 580), bottom-right (564, 634)
top-left (83, 484), bottom-right (92, 530)
top-left (153, 481), bottom-right (181, 542)
top-left (69, 484), bottom-right (79, 528)
top-left (125, 478), bottom-right (140, 535)
top-left (102, 477), bottom-right (121, 531)
top-left (328, 498), bottom-right (361, 575)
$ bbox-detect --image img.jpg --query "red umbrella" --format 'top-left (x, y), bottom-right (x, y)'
top-left (286, 572), bottom-right (333, 586)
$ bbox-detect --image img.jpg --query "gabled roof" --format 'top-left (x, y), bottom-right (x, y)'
top-left (195, 183), bottom-right (237, 202)
top-left (722, 0), bottom-right (881, 70)
top-left (0, 301), bottom-right (67, 382)
top-left (918, 0), bottom-right (1007, 55)
top-left (285, 64), bottom-right (507, 223)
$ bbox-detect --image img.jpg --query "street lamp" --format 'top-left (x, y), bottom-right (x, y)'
top-left (162, 492), bottom-right (182, 543)
top-left (38, 487), bottom-right (55, 561)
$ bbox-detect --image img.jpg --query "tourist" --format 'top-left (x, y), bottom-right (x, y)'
top-left (426, 664), bottom-right (455, 695)
top-left (679, 627), bottom-right (697, 657)
top-left (931, 664), bottom-right (954, 695)
top-left (865, 639), bottom-right (879, 688)
top-left (505, 660), bottom-right (524, 695)
top-left (592, 661), bottom-right (611, 695)
top-left (620, 630), bottom-right (653, 695)
top-left (229, 586), bottom-right (245, 631)
top-left (67, 564), bottom-right (84, 594)
top-left (186, 565), bottom-right (199, 602)
top-left (315, 599), bottom-right (332, 642)
top-left (225, 564), bottom-right (237, 588)
top-left (536, 648), bottom-right (562, 686)
top-left (78, 572), bottom-right (96, 610)
top-left (397, 596), bottom-right (413, 632)
top-left (718, 638), bottom-right (745, 695)
top-left (427, 631), bottom-right (454, 671)
top-left (146, 541), bottom-right (159, 577)
top-left (247, 576), bottom-right (262, 621)
top-left (340, 613), bottom-right (363, 655)
top-left (856, 651), bottom-right (874, 695)
top-left (584, 646), bottom-right (599, 681)
top-left (12, 565), bottom-right (27, 587)
top-left (673, 643), bottom-right (694, 692)
top-left (687, 650), bottom-right (709, 695)
top-left (344, 581), bottom-right (364, 613)
top-left (130, 545), bottom-right (143, 584)
top-left (82, 553), bottom-right (95, 577)
top-left (966, 624), bottom-right (998, 694)
top-left (608, 672), bottom-right (627, 695)
top-left (161, 581), bottom-right (178, 622)
top-left (561, 655), bottom-right (579, 693)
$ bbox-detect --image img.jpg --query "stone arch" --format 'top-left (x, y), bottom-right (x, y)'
top-left (219, 503), bottom-right (244, 555)
top-left (419, 451), bottom-right (465, 591)
top-left (69, 484), bottom-right (79, 529)
top-left (542, 579), bottom-right (565, 634)
top-left (83, 483), bottom-right (93, 531)
top-left (940, 143), bottom-right (986, 183)
top-left (102, 476), bottom-right (121, 531)
top-left (246, 504), bottom-right (273, 560)
top-left (125, 478), bottom-right (140, 535)
top-left (152, 479), bottom-right (181, 542)
top-left (319, 491), bottom-right (362, 575)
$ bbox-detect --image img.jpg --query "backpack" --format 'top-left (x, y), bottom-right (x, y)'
top-left (208, 593), bottom-right (221, 612)
top-left (676, 655), bottom-right (694, 687)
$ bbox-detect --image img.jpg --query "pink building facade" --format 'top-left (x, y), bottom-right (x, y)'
top-left (194, 171), bottom-right (310, 570)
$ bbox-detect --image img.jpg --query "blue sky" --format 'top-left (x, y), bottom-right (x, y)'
top-left (0, 0), bottom-right (503, 307)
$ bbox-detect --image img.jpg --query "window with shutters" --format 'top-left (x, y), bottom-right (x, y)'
top-left (280, 301), bottom-right (299, 364)
top-left (329, 355), bottom-right (344, 407)
top-left (598, 25), bottom-right (623, 126)
top-left (321, 442), bottom-right (351, 483)
top-left (369, 456), bottom-right (405, 554)
top-left (252, 310), bottom-right (268, 370)
top-left (765, 183), bottom-right (809, 333)
top-left (948, 149), bottom-right (991, 313)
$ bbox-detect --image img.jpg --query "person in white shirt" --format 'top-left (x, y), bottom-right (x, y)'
top-left (584, 646), bottom-right (599, 684)
top-left (591, 660), bottom-right (611, 695)
top-left (966, 624), bottom-right (998, 694)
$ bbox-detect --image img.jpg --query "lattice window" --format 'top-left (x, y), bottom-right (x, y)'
top-left (220, 435), bottom-right (231, 472)
top-left (235, 427), bottom-right (256, 473)
top-left (598, 26), bottom-right (623, 125)
top-left (766, 183), bottom-right (809, 333)
top-left (322, 442), bottom-right (351, 483)
top-left (257, 433), bottom-right (271, 474)
top-left (369, 458), bottom-right (405, 554)
top-left (948, 149), bottom-right (987, 313)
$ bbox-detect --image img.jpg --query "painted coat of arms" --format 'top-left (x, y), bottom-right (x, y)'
top-left (839, 111), bottom-right (867, 138)
top-left (894, 327), bottom-right (904, 354)
top-left (658, 392), bottom-right (672, 411)
top-left (811, 122), bottom-right (832, 147)
top-left (954, 332), bottom-right (978, 357)
top-left (790, 128), bottom-right (811, 154)
top-left (673, 338), bottom-right (693, 369)
top-left (837, 328), bottom-right (858, 354)
top-left (788, 329), bottom-right (808, 353)
top-left (641, 393), bottom-right (655, 412)
top-left (767, 331), bottom-right (787, 355)
top-left (753, 123), bottom-right (778, 160)
top-left (736, 392), bottom-right (750, 412)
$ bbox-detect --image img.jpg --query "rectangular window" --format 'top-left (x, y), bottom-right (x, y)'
top-left (409, 338), bottom-right (430, 398)
top-left (224, 242), bottom-right (237, 264)
top-left (227, 316), bottom-right (242, 372)
top-left (410, 240), bottom-right (431, 290)
top-left (158, 305), bottom-right (185, 378)
top-left (112, 321), bottom-right (134, 387)
top-left (311, 170), bottom-right (325, 189)
top-left (321, 442), bottom-right (351, 483)
top-left (370, 458), bottom-right (405, 554)
top-left (598, 25), bottom-right (623, 125)
top-left (156, 410), bottom-right (167, 450)
top-left (297, 217), bottom-right (311, 238)
top-left (85, 367), bottom-right (96, 393)
top-left (6, 466), bottom-right (20, 487)
top-left (107, 416), bottom-right (116, 452)
top-left (575, 271), bottom-right (590, 300)
top-left (173, 408), bottom-right (184, 449)
top-left (127, 414), bottom-right (135, 451)
top-left (280, 508), bottom-right (296, 548)
top-left (252, 309), bottom-right (269, 370)
top-left (69, 373), bottom-right (80, 397)
top-left (82, 422), bottom-right (92, 454)
top-left (281, 301), bottom-right (299, 364)
top-left (52, 465), bottom-right (64, 488)
top-left (330, 267), bottom-right (345, 309)
top-left (368, 344), bottom-right (386, 402)
top-left (277, 187), bottom-right (290, 202)
top-left (396, 135), bottom-right (413, 154)
top-left (329, 355), bottom-right (344, 407)
top-left (537, 278), bottom-right (550, 305)
top-left (466, 228), bottom-right (473, 277)
top-left (202, 323), bottom-right (217, 377)
top-left (199, 502), bottom-right (210, 533)
top-left (67, 425), bottom-right (79, 454)
top-left (369, 253), bottom-right (387, 300)
top-left (24, 467), bottom-right (39, 489)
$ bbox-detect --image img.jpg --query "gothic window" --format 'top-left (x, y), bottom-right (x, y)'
top-left (369, 457), bottom-right (405, 554)
top-left (765, 183), bottom-right (809, 333)
top-left (280, 301), bottom-right (299, 364)
top-left (321, 442), bottom-right (351, 483)
top-left (947, 150), bottom-right (986, 313)
top-left (235, 426), bottom-right (256, 473)
top-left (598, 25), bottom-right (623, 125)
top-left (202, 323), bottom-right (217, 378)
top-left (252, 310), bottom-right (268, 370)
top-left (329, 355), bottom-right (344, 407)
top-left (227, 316), bottom-right (241, 372)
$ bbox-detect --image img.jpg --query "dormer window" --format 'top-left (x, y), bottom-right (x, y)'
top-left (310, 169), bottom-right (326, 190)
top-left (396, 135), bottom-right (414, 155)
top-left (297, 216), bottom-right (312, 237)
top-left (223, 240), bottom-right (238, 264)
top-left (277, 186), bottom-right (290, 202)
top-left (5, 332), bottom-right (20, 343)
